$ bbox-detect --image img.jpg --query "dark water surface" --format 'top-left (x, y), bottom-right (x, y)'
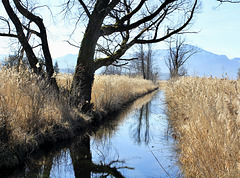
top-left (5, 90), bottom-right (180, 177)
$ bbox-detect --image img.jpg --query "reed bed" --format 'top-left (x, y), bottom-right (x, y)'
top-left (0, 68), bottom-right (73, 168)
top-left (91, 75), bottom-right (157, 113)
top-left (164, 76), bottom-right (240, 177)
top-left (56, 74), bottom-right (158, 113)
top-left (0, 68), bottom-right (157, 168)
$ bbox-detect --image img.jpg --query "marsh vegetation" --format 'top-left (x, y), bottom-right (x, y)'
top-left (0, 67), bottom-right (157, 169)
top-left (165, 76), bottom-right (240, 177)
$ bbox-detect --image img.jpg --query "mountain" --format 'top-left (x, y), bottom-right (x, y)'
top-left (53, 54), bottom-right (103, 74)
top-left (53, 53), bottom-right (77, 71)
top-left (1, 46), bottom-right (239, 79)
top-left (153, 46), bottom-right (240, 79)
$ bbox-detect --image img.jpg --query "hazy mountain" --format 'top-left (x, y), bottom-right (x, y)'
top-left (53, 53), bottom-right (77, 70)
top-left (153, 46), bottom-right (240, 79)
top-left (1, 46), bottom-right (239, 79)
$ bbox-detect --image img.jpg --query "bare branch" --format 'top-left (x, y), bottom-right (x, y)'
top-left (135, 0), bottom-right (198, 44)
top-left (101, 0), bottom-right (176, 36)
top-left (13, 0), bottom-right (54, 77)
top-left (65, 40), bottom-right (80, 48)
top-left (78, 0), bottom-right (91, 18)
top-left (217, 0), bottom-right (240, 3)
top-left (0, 32), bottom-right (17, 38)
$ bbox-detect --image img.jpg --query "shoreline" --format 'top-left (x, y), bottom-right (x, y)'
top-left (0, 83), bottom-right (158, 172)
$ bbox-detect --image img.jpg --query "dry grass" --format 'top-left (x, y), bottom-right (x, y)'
top-left (0, 69), bottom-right (157, 168)
top-left (56, 74), bottom-right (158, 113)
top-left (164, 76), bottom-right (240, 177)
top-left (0, 68), bottom-right (77, 168)
top-left (91, 75), bottom-right (157, 113)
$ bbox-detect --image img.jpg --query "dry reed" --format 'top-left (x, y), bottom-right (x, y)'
top-left (164, 76), bottom-right (240, 177)
top-left (0, 69), bottom-right (157, 168)
top-left (91, 75), bottom-right (157, 113)
top-left (0, 67), bottom-right (72, 168)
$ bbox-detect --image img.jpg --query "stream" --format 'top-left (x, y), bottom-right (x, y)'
top-left (4, 90), bottom-right (181, 178)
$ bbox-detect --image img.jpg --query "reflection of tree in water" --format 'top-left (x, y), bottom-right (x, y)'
top-left (10, 135), bottom-right (131, 178)
top-left (5, 92), bottom-right (157, 178)
top-left (70, 135), bottom-right (132, 177)
top-left (131, 102), bottom-right (151, 145)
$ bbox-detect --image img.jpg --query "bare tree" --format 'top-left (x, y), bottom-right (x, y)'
top-left (165, 36), bottom-right (198, 78)
top-left (1, 0), bottom-right (200, 112)
top-left (130, 43), bottom-right (158, 82)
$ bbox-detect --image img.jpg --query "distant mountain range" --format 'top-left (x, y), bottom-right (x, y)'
top-left (1, 46), bottom-right (240, 79)
top-left (54, 46), bottom-right (240, 79)
top-left (153, 46), bottom-right (240, 79)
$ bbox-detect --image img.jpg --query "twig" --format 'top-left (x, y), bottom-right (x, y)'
top-left (148, 145), bottom-right (171, 178)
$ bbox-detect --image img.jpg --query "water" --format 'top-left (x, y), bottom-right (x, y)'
top-left (6, 90), bottom-right (181, 178)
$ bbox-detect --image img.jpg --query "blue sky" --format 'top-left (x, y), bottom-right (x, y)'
top-left (0, 0), bottom-right (240, 59)
top-left (187, 0), bottom-right (240, 59)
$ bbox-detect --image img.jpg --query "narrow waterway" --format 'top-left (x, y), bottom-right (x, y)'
top-left (6, 90), bottom-right (180, 177)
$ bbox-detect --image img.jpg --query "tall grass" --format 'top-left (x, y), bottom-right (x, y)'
top-left (0, 68), bottom-right (75, 168)
top-left (56, 74), bottom-right (158, 113)
top-left (165, 76), bottom-right (240, 177)
top-left (91, 75), bottom-right (157, 113)
top-left (0, 68), bottom-right (157, 168)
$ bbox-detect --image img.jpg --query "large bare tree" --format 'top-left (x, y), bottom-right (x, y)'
top-left (0, 0), bottom-right (199, 112)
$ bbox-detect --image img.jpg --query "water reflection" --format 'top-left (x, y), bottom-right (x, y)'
top-left (131, 103), bottom-right (151, 145)
top-left (4, 91), bottom-right (180, 177)
top-left (69, 135), bottom-right (133, 178)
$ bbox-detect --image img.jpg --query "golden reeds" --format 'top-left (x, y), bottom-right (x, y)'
top-left (0, 68), bottom-right (157, 168)
top-left (91, 75), bottom-right (157, 112)
top-left (165, 76), bottom-right (240, 177)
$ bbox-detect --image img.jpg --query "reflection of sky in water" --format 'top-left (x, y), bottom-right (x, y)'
top-left (15, 90), bottom-right (180, 178)
top-left (90, 91), bottom-right (180, 177)
top-left (50, 150), bottom-right (75, 178)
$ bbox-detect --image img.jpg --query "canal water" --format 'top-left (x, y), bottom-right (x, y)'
top-left (6, 90), bottom-right (181, 177)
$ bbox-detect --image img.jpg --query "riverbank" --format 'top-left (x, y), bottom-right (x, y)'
top-left (0, 68), bottom-right (158, 170)
top-left (164, 76), bottom-right (240, 177)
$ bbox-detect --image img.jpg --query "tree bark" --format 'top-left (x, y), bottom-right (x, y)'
top-left (13, 0), bottom-right (54, 78)
top-left (71, 0), bottom-right (109, 112)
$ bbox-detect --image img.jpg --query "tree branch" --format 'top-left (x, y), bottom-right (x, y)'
top-left (13, 0), bottom-right (54, 78)
top-left (100, 0), bottom-right (176, 36)
top-left (217, 0), bottom-right (240, 3)
top-left (135, 0), bottom-right (198, 44)
top-left (2, 0), bottom-right (39, 72)
top-left (78, 0), bottom-right (91, 18)
top-left (0, 33), bottom-right (17, 38)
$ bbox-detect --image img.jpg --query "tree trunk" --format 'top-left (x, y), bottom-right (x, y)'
top-left (2, 0), bottom-right (39, 73)
top-left (71, 1), bottom-right (108, 112)
top-left (70, 22), bottom-right (98, 111)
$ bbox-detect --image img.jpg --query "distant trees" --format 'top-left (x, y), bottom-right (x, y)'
top-left (129, 44), bottom-right (159, 82)
top-left (3, 52), bottom-right (45, 71)
top-left (53, 61), bottom-right (60, 75)
top-left (165, 36), bottom-right (198, 78)
top-left (1, 0), bottom-right (199, 112)
top-left (3, 53), bottom-right (24, 69)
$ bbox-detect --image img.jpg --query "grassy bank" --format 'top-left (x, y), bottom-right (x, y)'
top-left (164, 77), bottom-right (240, 177)
top-left (0, 68), bottom-right (157, 169)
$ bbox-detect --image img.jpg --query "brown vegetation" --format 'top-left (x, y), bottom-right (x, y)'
top-left (165, 76), bottom-right (240, 177)
top-left (0, 68), bottom-right (157, 169)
